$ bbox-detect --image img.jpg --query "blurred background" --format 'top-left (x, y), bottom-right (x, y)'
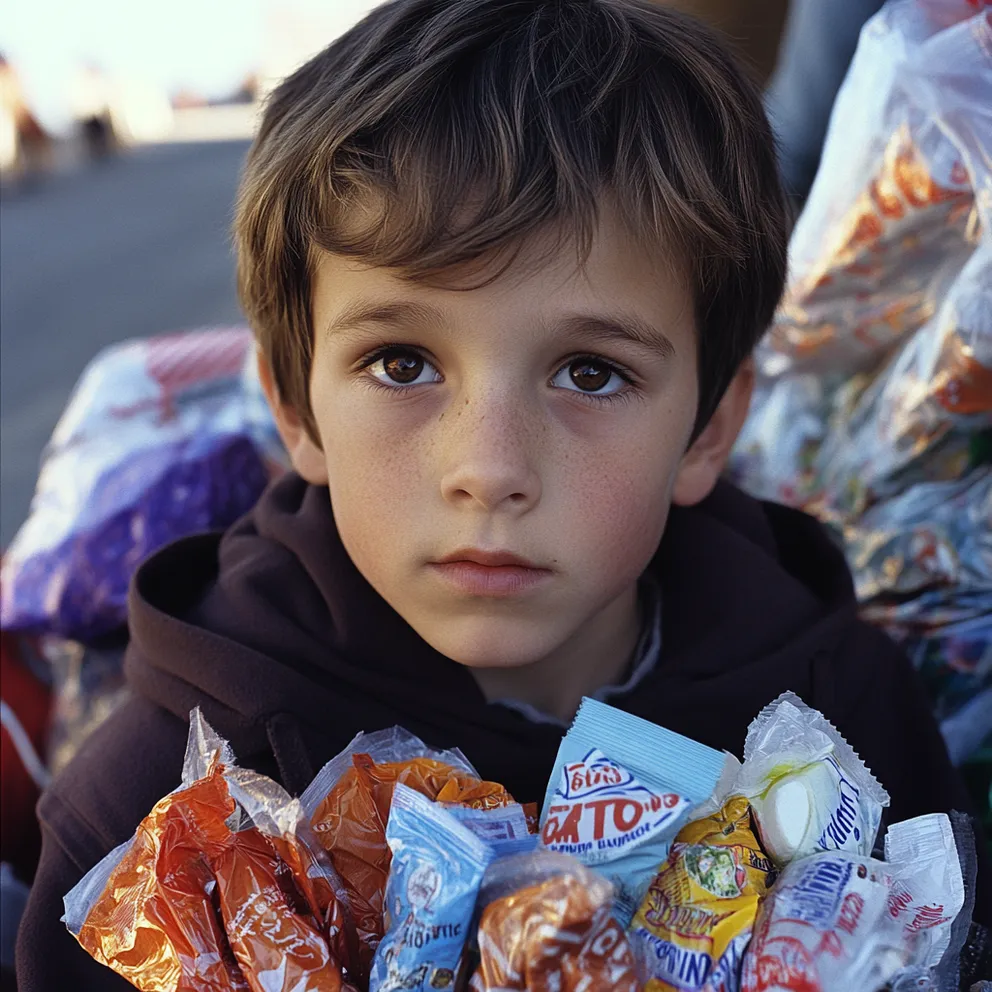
top-left (0, 0), bottom-right (800, 548)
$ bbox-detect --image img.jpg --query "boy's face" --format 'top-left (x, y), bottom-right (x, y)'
top-left (268, 210), bottom-right (750, 686)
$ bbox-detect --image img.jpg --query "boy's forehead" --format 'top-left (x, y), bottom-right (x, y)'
top-left (311, 209), bottom-right (694, 346)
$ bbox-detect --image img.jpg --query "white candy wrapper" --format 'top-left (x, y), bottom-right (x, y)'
top-left (735, 692), bottom-right (890, 866)
top-left (740, 813), bottom-right (966, 992)
top-left (884, 813), bottom-right (967, 980)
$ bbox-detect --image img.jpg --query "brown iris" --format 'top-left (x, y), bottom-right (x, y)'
top-left (382, 350), bottom-right (425, 383)
top-left (568, 359), bottom-right (612, 392)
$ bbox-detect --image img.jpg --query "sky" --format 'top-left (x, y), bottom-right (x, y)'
top-left (1, 0), bottom-right (379, 132)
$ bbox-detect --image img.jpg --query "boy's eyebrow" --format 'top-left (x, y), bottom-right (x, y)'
top-left (555, 313), bottom-right (677, 362)
top-left (326, 298), bottom-right (676, 360)
top-left (325, 299), bottom-right (445, 337)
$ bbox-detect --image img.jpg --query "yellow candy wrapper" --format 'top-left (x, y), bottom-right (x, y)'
top-left (628, 795), bottom-right (773, 992)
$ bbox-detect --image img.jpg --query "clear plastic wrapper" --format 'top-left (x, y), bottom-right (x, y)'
top-left (630, 795), bottom-right (775, 992)
top-left (541, 698), bottom-right (732, 927)
top-left (740, 813), bottom-right (966, 992)
top-left (0, 328), bottom-right (272, 642)
top-left (42, 636), bottom-right (129, 777)
top-left (63, 709), bottom-right (354, 992)
top-left (759, 0), bottom-right (987, 381)
top-left (370, 784), bottom-right (494, 991)
top-left (814, 241), bottom-right (992, 521)
top-left (735, 692), bottom-right (890, 867)
top-left (731, 1), bottom-right (992, 538)
top-left (469, 851), bottom-right (640, 991)
top-left (300, 727), bottom-right (515, 982)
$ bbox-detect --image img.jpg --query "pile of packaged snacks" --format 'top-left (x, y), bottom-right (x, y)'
top-left (730, 0), bottom-right (992, 761)
top-left (66, 696), bottom-right (976, 992)
top-left (63, 710), bottom-right (357, 992)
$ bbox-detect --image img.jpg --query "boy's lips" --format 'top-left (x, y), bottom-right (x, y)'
top-left (428, 548), bottom-right (552, 597)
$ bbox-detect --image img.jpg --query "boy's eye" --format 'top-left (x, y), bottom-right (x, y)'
top-left (366, 348), bottom-right (442, 386)
top-left (551, 358), bottom-right (626, 395)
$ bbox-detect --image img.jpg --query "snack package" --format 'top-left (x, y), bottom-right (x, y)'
top-left (63, 710), bottom-right (354, 992)
top-left (370, 784), bottom-right (494, 991)
top-left (735, 692), bottom-right (890, 866)
top-left (630, 794), bottom-right (775, 992)
top-left (760, 1), bottom-right (986, 381)
top-left (446, 802), bottom-right (538, 858)
top-left (740, 813), bottom-right (965, 992)
top-left (884, 813), bottom-right (971, 985)
top-left (813, 240), bottom-right (992, 522)
top-left (300, 727), bottom-right (515, 980)
top-left (541, 698), bottom-right (732, 925)
top-left (470, 851), bottom-right (640, 991)
top-left (0, 328), bottom-right (272, 642)
top-left (731, 1), bottom-right (992, 510)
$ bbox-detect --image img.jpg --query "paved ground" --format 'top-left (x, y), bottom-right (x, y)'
top-left (0, 139), bottom-right (250, 546)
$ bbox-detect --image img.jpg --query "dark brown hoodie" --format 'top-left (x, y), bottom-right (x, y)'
top-left (15, 473), bottom-right (988, 990)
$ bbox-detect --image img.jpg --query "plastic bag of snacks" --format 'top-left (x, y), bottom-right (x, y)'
top-left (300, 727), bottom-right (516, 983)
top-left (370, 784), bottom-right (495, 991)
top-left (541, 697), bottom-right (736, 926)
top-left (629, 794), bottom-right (774, 992)
top-left (0, 328), bottom-right (273, 643)
top-left (470, 851), bottom-right (640, 991)
top-left (735, 692), bottom-right (890, 867)
top-left (732, 0), bottom-right (991, 507)
top-left (759, 0), bottom-right (986, 382)
top-left (813, 240), bottom-right (992, 522)
top-left (740, 813), bottom-right (967, 992)
top-left (63, 709), bottom-right (357, 991)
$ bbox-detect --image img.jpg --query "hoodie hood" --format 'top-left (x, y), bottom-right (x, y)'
top-left (125, 472), bottom-right (858, 802)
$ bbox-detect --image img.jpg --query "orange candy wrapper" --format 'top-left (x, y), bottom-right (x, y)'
top-left (470, 852), bottom-right (640, 992)
top-left (300, 728), bottom-right (515, 982)
top-left (73, 764), bottom-right (250, 991)
top-left (214, 827), bottom-right (347, 991)
top-left (63, 710), bottom-right (356, 992)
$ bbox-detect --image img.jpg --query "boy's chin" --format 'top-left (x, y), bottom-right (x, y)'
top-left (415, 619), bottom-right (562, 671)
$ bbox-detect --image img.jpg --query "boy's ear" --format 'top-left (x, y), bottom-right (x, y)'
top-left (671, 358), bottom-right (754, 507)
top-left (257, 351), bottom-right (329, 485)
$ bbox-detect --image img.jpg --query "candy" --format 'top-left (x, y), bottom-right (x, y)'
top-left (69, 765), bottom-right (251, 992)
top-left (214, 826), bottom-right (347, 992)
top-left (740, 814), bottom-right (965, 992)
top-left (541, 698), bottom-right (732, 925)
top-left (470, 852), bottom-right (639, 992)
top-left (300, 727), bottom-right (514, 981)
top-left (63, 710), bottom-right (354, 992)
top-left (370, 784), bottom-right (494, 991)
top-left (630, 795), bottom-right (775, 992)
top-left (735, 693), bottom-right (889, 866)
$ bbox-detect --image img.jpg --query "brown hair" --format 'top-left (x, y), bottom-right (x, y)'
top-left (235, 0), bottom-right (787, 440)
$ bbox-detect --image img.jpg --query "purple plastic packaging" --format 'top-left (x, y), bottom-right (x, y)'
top-left (0, 328), bottom-right (274, 642)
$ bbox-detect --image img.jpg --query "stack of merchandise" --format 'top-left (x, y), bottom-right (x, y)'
top-left (731, 0), bottom-right (992, 764)
top-left (65, 695), bottom-right (980, 991)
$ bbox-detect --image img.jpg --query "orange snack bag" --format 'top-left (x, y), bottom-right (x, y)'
top-left (300, 728), bottom-right (514, 981)
top-left (65, 710), bottom-right (355, 991)
top-left (470, 852), bottom-right (640, 992)
top-left (72, 764), bottom-right (249, 991)
top-left (214, 826), bottom-right (347, 992)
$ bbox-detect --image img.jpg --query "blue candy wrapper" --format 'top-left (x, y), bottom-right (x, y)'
top-left (540, 697), bottom-right (730, 926)
top-left (371, 784), bottom-right (495, 992)
top-left (446, 803), bottom-right (537, 858)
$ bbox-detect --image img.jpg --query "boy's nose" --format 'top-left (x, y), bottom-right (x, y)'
top-left (437, 394), bottom-right (542, 515)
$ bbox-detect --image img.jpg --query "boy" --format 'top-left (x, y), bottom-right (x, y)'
top-left (16, 0), bottom-right (988, 987)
